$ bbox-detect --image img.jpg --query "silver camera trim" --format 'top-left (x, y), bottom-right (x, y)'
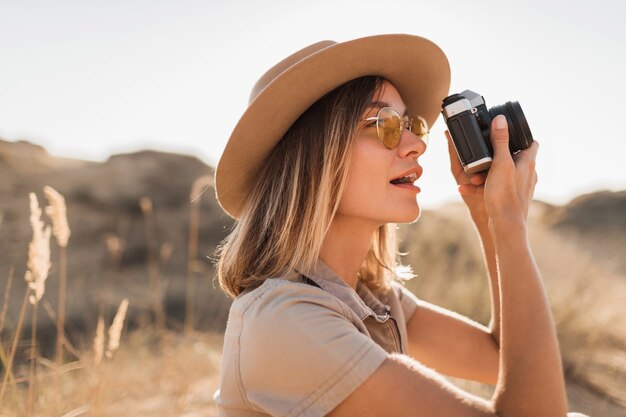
top-left (442, 98), bottom-right (472, 120)
top-left (460, 90), bottom-right (486, 108)
top-left (464, 157), bottom-right (493, 174)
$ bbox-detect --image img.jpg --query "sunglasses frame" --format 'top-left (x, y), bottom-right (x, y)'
top-left (362, 107), bottom-right (429, 150)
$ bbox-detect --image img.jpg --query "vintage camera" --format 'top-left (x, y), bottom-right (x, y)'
top-left (441, 90), bottom-right (534, 174)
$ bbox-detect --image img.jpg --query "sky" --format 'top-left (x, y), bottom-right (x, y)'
top-left (1, 0), bottom-right (625, 208)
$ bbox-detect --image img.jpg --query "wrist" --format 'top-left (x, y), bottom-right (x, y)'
top-left (467, 207), bottom-right (492, 238)
top-left (488, 215), bottom-right (528, 244)
top-left (464, 200), bottom-right (488, 222)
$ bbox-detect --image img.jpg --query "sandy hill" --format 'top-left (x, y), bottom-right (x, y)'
top-left (0, 139), bottom-right (233, 344)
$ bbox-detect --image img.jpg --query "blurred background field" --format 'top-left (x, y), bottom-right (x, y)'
top-left (1, 2), bottom-right (624, 415)
top-left (0, 139), bottom-right (624, 416)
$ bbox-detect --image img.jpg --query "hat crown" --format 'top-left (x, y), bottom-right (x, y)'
top-left (249, 40), bottom-right (337, 104)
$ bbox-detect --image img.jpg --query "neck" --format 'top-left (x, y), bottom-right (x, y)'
top-left (319, 214), bottom-right (381, 290)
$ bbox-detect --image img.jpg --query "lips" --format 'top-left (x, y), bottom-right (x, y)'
top-left (389, 167), bottom-right (422, 185)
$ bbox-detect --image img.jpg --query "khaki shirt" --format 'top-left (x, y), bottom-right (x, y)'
top-left (213, 259), bottom-right (420, 417)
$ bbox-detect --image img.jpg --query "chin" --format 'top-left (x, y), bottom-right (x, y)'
top-left (392, 205), bottom-right (421, 224)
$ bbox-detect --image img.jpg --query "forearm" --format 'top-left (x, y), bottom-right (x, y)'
top-left (469, 208), bottom-right (501, 346)
top-left (489, 217), bottom-right (567, 416)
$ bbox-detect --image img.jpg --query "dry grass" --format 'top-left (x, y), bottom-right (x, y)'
top-left (43, 185), bottom-right (71, 366)
top-left (0, 327), bottom-right (223, 417)
top-left (1, 181), bottom-right (222, 416)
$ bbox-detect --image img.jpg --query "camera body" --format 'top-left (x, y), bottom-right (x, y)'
top-left (441, 90), bottom-right (534, 174)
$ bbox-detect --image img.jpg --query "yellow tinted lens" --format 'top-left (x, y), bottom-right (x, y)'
top-left (377, 107), bottom-right (401, 149)
top-left (410, 115), bottom-right (429, 145)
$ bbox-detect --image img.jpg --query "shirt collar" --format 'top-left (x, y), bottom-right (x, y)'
top-left (298, 258), bottom-right (391, 321)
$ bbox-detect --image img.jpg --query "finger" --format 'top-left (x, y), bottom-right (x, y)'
top-left (445, 130), bottom-right (466, 182)
top-left (512, 141), bottom-right (539, 170)
top-left (458, 184), bottom-right (484, 197)
top-left (490, 115), bottom-right (513, 163)
top-left (513, 140), bottom-right (539, 159)
top-left (518, 140), bottom-right (539, 161)
top-left (470, 173), bottom-right (487, 185)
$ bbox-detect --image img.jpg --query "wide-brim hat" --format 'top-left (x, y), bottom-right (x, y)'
top-left (215, 33), bottom-right (451, 219)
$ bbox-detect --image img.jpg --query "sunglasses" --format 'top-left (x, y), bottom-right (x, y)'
top-left (362, 107), bottom-right (429, 149)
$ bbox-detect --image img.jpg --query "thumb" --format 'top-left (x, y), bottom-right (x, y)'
top-left (490, 115), bottom-right (511, 161)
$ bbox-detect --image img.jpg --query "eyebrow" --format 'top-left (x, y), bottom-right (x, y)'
top-left (368, 101), bottom-right (409, 117)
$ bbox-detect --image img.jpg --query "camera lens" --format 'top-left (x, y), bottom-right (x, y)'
top-left (489, 101), bottom-right (534, 153)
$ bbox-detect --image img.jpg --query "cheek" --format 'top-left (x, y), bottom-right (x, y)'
top-left (338, 140), bottom-right (392, 215)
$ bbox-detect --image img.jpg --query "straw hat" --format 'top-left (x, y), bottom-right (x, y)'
top-left (215, 34), bottom-right (451, 219)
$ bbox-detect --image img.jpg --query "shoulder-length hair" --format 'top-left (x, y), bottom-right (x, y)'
top-left (215, 76), bottom-right (414, 299)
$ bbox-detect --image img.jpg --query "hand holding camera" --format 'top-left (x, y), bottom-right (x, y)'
top-left (442, 90), bottom-right (538, 222)
top-left (487, 115), bottom-right (539, 221)
top-left (446, 113), bottom-right (539, 225)
top-left (442, 90), bottom-right (534, 174)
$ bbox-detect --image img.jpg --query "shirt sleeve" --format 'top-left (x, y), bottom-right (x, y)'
top-left (392, 281), bottom-right (421, 322)
top-left (238, 279), bottom-right (390, 417)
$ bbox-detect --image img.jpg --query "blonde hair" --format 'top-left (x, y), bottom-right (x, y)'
top-left (215, 76), bottom-right (413, 299)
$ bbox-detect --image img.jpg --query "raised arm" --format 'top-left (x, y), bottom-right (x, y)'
top-left (483, 116), bottom-right (566, 415)
top-left (445, 129), bottom-right (501, 347)
top-left (328, 115), bottom-right (570, 417)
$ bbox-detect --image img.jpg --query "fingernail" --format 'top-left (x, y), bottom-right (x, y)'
top-left (495, 115), bottom-right (507, 130)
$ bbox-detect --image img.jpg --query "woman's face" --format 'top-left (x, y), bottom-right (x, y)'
top-left (337, 81), bottom-right (427, 226)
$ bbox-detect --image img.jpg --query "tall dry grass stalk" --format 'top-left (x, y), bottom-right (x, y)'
top-left (43, 186), bottom-right (70, 247)
top-left (27, 300), bottom-right (38, 417)
top-left (0, 193), bottom-right (54, 414)
top-left (25, 192), bottom-right (52, 417)
top-left (44, 186), bottom-right (71, 367)
top-left (106, 298), bottom-right (129, 358)
top-left (94, 315), bottom-right (105, 365)
top-left (140, 197), bottom-right (165, 329)
top-left (185, 175), bottom-right (212, 335)
top-left (92, 299), bottom-right (129, 367)
top-left (26, 193), bottom-right (51, 305)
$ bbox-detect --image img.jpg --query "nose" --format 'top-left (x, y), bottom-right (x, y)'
top-left (397, 127), bottom-right (427, 159)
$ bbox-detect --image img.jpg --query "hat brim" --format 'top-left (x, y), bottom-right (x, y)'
top-left (216, 34), bottom-right (451, 219)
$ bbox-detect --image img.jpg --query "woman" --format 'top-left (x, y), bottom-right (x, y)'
top-left (212, 34), bottom-right (586, 417)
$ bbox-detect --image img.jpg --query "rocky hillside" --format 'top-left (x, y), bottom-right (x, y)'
top-left (541, 190), bottom-right (626, 274)
top-left (0, 139), bottom-right (234, 347)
